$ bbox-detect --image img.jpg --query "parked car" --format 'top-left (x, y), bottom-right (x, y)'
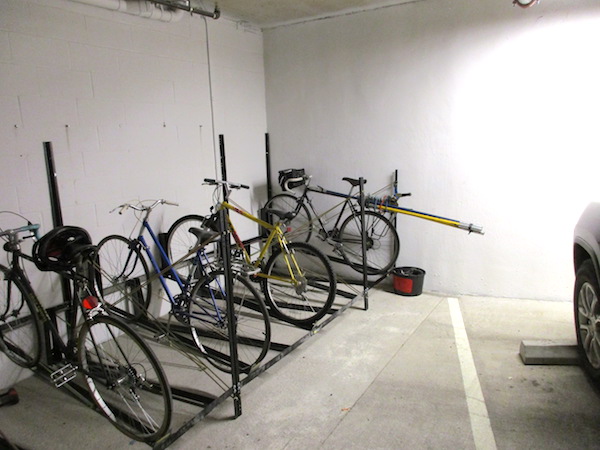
top-left (573, 203), bottom-right (600, 381)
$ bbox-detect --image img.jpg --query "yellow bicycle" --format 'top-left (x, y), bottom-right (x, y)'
top-left (166, 179), bottom-right (337, 328)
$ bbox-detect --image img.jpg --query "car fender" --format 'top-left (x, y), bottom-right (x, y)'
top-left (574, 203), bottom-right (600, 281)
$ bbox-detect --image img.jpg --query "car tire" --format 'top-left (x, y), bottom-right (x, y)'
top-left (574, 259), bottom-right (600, 380)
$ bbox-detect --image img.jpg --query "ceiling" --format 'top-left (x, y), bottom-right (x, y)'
top-left (208, 0), bottom-right (421, 28)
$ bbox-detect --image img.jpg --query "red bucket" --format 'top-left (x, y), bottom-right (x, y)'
top-left (392, 267), bottom-right (425, 296)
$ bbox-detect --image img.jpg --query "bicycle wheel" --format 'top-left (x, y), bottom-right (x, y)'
top-left (338, 211), bottom-right (399, 275)
top-left (188, 270), bottom-right (271, 373)
top-left (166, 214), bottom-right (211, 281)
top-left (262, 241), bottom-right (336, 327)
top-left (0, 265), bottom-right (42, 368)
top-left (96, 235), bottom-right (151, 320)
top-left (78, 315), bottom-right (172, 443)
top-left (264, 194), bottom-right (313, 243)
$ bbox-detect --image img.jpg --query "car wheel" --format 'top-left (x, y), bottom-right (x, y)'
top-left (574, 259), bottom-right (600, 380)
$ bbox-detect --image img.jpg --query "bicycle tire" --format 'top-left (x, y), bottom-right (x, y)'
top-left (0, 265), bottom-right (42, 368)
top-left (78, 315), bottom-right (172, 443)
top-left (95, 235), bottom-right (151, 321)
top-left (189, 270), bottom-right (271, 373)
top-left (262, 241), bottom-right (336, 327)
top-left (338, 210), bottom-right (399, 275)
top-left (166, 214), bottom-right (212, 281)
top-left (264, 194), bottom-right (313, 243)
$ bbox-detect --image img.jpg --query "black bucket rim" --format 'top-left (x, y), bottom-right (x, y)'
top-left (392, 266), bottom-right (426, 276)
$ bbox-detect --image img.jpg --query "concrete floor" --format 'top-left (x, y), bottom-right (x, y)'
top-left (2, 287), bottom-right (600, 449)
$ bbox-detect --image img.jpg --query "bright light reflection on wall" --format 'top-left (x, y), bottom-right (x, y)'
top-left (450, 10), bottom-right (600, 299)
top-left (453, 13), bottom-right (600, 206)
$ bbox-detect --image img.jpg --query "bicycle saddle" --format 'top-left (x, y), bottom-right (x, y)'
top-left (263, 208), bottom-right (297, 222)
top-left (342, 177), bottom-right (367, 187)
top-left (32, 226), bottom-right (95, 272)
top-left (188, 227), bottom-right (220, 245)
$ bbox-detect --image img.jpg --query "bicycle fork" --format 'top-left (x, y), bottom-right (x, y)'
top-left (276, 236), bottom-right (307, 295)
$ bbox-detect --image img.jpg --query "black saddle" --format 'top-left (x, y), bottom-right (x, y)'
top-left (342, 177), bottom-right (367, 187)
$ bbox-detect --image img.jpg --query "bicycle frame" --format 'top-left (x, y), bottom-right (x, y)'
top-left (217, 201), bottom-right (305, 286)
top-left (1, 229), bottom-right (75, 361)
top-left (131, 214), bottom-right (227, 327)
top-left (285, 177), bottom-right (484, 236)
top-left (1, 226), bottom-right (113, 379)
top-left (282, 180), bottom-right (367, 240)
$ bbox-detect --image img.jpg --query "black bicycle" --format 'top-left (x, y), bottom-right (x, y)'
top-left (0, 214), bottom-right (172, 443)
top-left (264, 169), bottom-right (401, 275)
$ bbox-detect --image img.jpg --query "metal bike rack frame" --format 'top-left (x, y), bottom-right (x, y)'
top-left (21, 138), bottom-right (381, 448)
top-left (151, 136), bottom-right (379, 447)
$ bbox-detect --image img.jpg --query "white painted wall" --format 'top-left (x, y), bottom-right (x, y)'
top-left (0, 0), bottom-right (266, 387)
top-left (263, 0), bottom-right (600, 301)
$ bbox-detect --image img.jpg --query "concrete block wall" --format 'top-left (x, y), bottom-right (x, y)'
top-left (0, 0), bottom-right (267, 387)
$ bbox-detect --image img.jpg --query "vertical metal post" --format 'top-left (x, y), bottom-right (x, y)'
top-left (359, 177), bottom-right (369, 310)
top-left (219, 134), bottom-right (227, 181)
top-left (43, 142), bottom-right (73, 359)
top-left (43, 142), bottom-right (64, 227)
top-left (265, 133), bottom-right (272, 200)
top-left (392, 170), bottom-right (398, 228)
top-left (216, 134), bottom-right (242, 416)
top-left (218, 208), bottom-right (242, 417)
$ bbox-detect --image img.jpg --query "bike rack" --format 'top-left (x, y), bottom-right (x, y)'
top-left (14, 138), bottom-right (379, 448)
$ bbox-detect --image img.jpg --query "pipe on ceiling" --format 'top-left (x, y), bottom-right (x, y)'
top-left (70, 0), bottom-right (188, 22)
top-left (149, 0), bottom-right (220, 19)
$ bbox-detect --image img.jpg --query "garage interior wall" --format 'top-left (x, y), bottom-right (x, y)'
top-left (263, 0), bottom-right (600, 302)
top-left (0, 0), bottom-right (266, 387)
top-left (2, 0), bottom-right (600, 388)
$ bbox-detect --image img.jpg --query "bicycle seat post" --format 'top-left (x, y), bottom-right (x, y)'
top-left (347, 184), bottom-right (356, 199)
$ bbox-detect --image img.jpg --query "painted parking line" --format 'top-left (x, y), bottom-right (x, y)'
top-left (448, 297), bottom-right (497, 450)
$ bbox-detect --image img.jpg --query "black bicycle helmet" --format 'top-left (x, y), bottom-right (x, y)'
top-left (32, 226), bottom-right (94, 272)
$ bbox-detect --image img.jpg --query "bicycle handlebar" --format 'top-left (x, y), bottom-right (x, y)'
top-left (203, 179), bottom-right (250, 190)
top-left (110, 199), bottom-right (179, 214)
top-left (0, 223), bottom-right (40, 242)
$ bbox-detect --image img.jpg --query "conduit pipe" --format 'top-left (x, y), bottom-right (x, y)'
top-left (70, 0), bottom-right (190, 22)
top-left (150, 0), bottom-right (220, 19)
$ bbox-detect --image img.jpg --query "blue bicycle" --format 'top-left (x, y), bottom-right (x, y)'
top-left (95, 200), bottom-right (271, 374)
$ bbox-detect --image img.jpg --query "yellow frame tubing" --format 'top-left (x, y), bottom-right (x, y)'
top-left (219, 201), bottom-right (302, 285)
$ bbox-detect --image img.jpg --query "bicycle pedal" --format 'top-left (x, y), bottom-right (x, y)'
top-left (240, 267), bottom-right (261, 276)
top-left (232, 263), bottom-right (261, 276)
top-left (51, 364), bottom-right (77, 387)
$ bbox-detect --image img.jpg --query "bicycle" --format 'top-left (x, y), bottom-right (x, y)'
top-left (264, 169), bottom-right (401, 275)
top-left (0, 215), bottom-right (171, 442)
top-left (96, 200), bottom-right (271, 374)
top-left (166, 179), bottom-right (337, 328)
